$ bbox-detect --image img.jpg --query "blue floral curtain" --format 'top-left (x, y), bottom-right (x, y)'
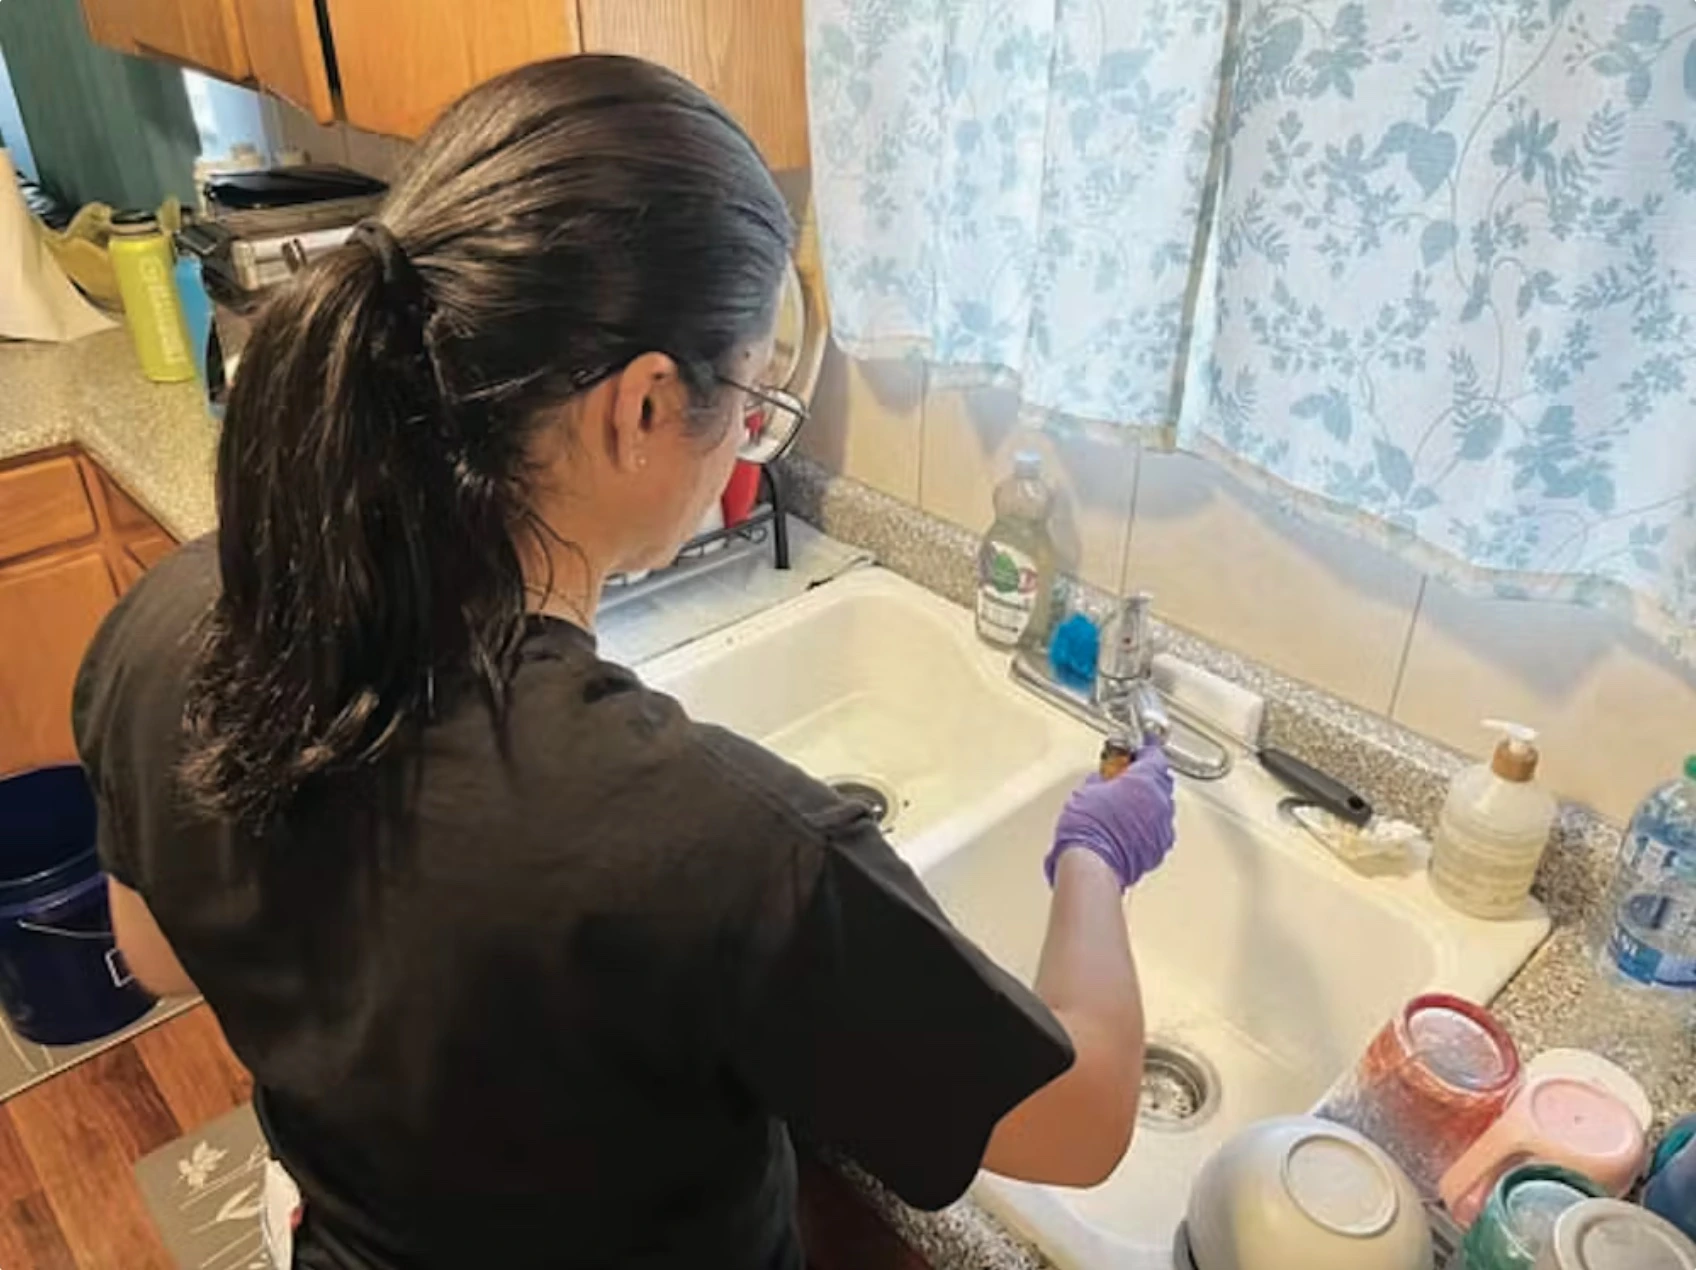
top-left (807, 0), bottom-right (1696, 659)
top-left (1183, 0), bottom-right (1696, 655)
top-left (806, 0), bottom-right (1228, 427)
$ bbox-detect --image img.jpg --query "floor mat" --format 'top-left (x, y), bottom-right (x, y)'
top-left (0, 994), bottom-right (196, 1105)
top-left (134, 1102), bottom-right (272, 1270)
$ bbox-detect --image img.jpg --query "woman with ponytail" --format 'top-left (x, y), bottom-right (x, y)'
top-left (72, 55), bottom-right (1169, 1269)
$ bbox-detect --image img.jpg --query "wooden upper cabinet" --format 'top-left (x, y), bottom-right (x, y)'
top-left (83, 0), bottom-right (252, 81)
top-left (232, 0), bottom-right (335, 123)
top-left (79, 0), bottom-right (811, 167)
top-left (325, 0), bottom-right (581, 138)
top-left (578, 0), bottom-right (809, 169)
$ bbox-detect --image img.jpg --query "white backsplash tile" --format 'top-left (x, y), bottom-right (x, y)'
top-left (262, 96), bottom-right (351, 166)
top-left (1392, 581), bottom-right (1696, 822)
top-left (796, 345), bottom-right (926, 503)
top-left (262, 96), bottom-right (411, 181)
top-left (1124, 450), bottom-right (1424, 714)
top-left (340, 128), bottom-right (414, 183)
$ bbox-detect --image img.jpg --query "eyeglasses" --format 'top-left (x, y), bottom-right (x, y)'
top-left (719, 376), bottom-right (809, 465)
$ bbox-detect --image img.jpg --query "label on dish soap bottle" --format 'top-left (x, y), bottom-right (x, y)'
top-left (977, 540), bottom-right (1039, 645)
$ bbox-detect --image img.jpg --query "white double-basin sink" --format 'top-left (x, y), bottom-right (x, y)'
top-left (639, 567), bottom-right (1549, 1269)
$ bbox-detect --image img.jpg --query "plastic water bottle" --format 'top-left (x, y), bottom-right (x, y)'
top-left (1606, 756), bottom-right (1696, 988)
top-left (1569, 759), bottom-right (1696, 1079)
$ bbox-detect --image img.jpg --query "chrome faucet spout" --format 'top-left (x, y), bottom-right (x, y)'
top-left (1006, 589), bottom-right (1231, 781)
top-left (1094, 593), bottom-right (1167, 744)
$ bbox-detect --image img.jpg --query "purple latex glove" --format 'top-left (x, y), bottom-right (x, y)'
top-left (1044, 743), bottom-right (1176, 891)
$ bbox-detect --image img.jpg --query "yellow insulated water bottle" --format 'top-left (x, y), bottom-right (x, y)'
top-left (108, 210), bottom-right (195, 383)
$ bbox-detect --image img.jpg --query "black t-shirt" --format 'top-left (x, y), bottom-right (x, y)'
top-left (72, 540), bottom-right (1072, 1270)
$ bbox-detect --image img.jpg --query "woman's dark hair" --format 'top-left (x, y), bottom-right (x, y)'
top-left (183, 55), bottom-right (794, 828)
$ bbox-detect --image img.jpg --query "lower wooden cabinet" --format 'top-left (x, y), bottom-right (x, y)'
top-left (0, 548), bottom-right (120, 775)
top-left (0, 450), bottom-right (178, 777)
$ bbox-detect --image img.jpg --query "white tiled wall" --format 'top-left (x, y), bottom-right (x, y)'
top-left (796, 348), bottom-right (925, 504)
top-left (1393, 586), bottom-right (1696, 823)
top-left (1125, 451), bottom-right (1424, 714)
top-left (260, 98), bottom-right (414, 182)
top-left (807, 351), bottom-right (1696, 822)
top-left (920, 383), bottom-right (1137, 594)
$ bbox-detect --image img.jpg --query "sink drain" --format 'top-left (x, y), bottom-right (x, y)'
top-left (827, 777), bottom-right (899, 832)
top-left (1139, 1041), bottom-right (1220, 1130)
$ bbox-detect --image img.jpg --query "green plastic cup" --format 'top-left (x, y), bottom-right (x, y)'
top-left (1458, 1163), bottom-right (1607, 1269)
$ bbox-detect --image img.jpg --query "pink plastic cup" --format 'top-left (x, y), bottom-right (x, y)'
top-left (1439, 1075), bottom-right (1647, 1227)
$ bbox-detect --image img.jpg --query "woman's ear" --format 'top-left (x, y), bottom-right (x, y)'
top-left (606, 352), bottom-right (684, 474)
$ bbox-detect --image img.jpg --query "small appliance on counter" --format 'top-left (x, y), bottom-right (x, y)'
top-left (174, 165), bottom-right (387, 411)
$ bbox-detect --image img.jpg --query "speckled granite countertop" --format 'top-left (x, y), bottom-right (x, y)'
top-left (0, 331), bottom-right (217, 541)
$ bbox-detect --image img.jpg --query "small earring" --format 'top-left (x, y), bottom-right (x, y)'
top-left (637, 455), bottom-right (649, 469)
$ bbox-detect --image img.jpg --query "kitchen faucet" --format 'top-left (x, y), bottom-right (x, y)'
top-left (1093, 592), bottom-right (1170, 747)
top-left (1009, 589), bottom-right (1230, 781)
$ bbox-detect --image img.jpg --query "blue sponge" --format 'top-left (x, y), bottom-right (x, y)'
top-left (1048, 613), bottom-right (1100, 690)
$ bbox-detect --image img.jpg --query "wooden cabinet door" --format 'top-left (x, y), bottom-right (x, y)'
top-left (0, 550), bottom-right (120, 776)
top-left (326, 0), bottom-right (580, 138)
top-left (0, 457), bottom-right (97, 565)
top-left (82, 0), bottom-right (252, 81)
top-left (232, 0), bottom-right (335, 122)
top-left (79, 0), bottom-right (140, 54)
top-left (82, 461), bottom-right (179, 596)
top-left (577, 0), bottom-right (808, 169)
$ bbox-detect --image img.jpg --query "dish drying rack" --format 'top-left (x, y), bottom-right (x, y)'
top-left (678, 466), bottom-right (791, 572)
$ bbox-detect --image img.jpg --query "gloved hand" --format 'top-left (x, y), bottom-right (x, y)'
top-left (1044, 742), bottom-right (1176, 891)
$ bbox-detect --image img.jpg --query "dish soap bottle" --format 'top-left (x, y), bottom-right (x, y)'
top-left (1430, 720), bottom-right (1558, 919)
top-left (975, 451), bottom-right (1056, 650)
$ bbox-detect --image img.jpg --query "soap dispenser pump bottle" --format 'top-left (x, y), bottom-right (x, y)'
top-left (975, 451), bottom-right (1056, 650)
top-left (1430, 720), bottom-right (1558, 920)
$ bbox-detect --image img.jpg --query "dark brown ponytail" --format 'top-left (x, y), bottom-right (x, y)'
top-left (183, 55), bottom-right (794, 828)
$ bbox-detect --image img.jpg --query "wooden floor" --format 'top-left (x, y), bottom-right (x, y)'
top-left (0, 1006), bottom-right (251, 1270)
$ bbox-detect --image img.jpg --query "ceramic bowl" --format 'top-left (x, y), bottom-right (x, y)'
top-left (1186, 1115), bottom-right (1434, 1270)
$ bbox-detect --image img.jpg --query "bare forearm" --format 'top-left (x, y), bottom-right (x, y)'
top-left (982, 850), bottom-right (1144, 1186)
top-left (109, 878), bottom-right (197, 998)
top-left (1034, 849), bottom-right (1142, 1036)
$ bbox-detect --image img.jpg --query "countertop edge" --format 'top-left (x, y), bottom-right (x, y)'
top-left (0, 332), bottom-right (218, 543)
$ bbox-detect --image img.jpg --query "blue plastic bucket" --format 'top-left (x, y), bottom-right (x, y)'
top-left (0, 766), bottom-right (155, 1045)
